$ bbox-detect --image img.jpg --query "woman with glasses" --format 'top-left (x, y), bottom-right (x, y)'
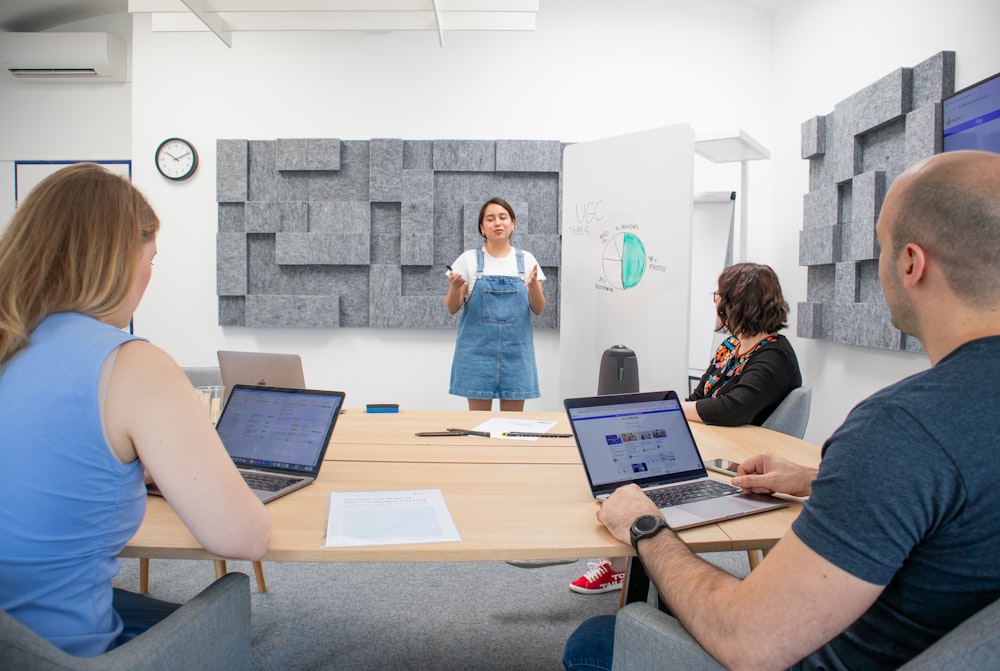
top-left (683, 262), bottom-right (801, 426)
top-left (569, 262), bottom-right (801, 594)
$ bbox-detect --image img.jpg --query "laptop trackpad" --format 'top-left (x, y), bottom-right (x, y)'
top-left (662, 497), bottom-right (762, 530)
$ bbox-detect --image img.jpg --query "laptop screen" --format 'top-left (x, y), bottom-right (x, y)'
top-left (216, 386), bottom-right (343, 474)
top-left (565, 391), bottom-right (708, 493)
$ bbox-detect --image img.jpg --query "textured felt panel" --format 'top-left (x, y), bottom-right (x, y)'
top-left (246, 294), bottom-right (341, 328)
top-left (216, 139), bottom-right (248, 203)
top-left (216, 233), bottom-right (247, 296)
top-left (797, 52), bottom-right (955, 350)
top-left (496, 140), bottom-right (563, 172)
top-left (433, 140), bottom-right (496, 172)
top-left (846, 171), bottom-right (885, 262)
top-left (246, 201), bottom-right (308, 233)
top-left (216, 138), bottom-right (562, 328)
top-left (801, 116), bottom-right (826, 159)
top-left (370, 138), bottom-right (403, 203)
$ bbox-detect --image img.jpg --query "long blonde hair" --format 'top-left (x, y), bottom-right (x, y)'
top-left (0, 163), bottom-right (160, 363)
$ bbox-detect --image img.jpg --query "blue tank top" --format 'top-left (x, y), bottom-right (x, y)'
top-left (0, 312), bottom-right (146, 656)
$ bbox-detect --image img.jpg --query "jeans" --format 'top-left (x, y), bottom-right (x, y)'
top-left (563, 614), bottom-right (616, 671)
top-left (110, 588), bottom-right (181, 649)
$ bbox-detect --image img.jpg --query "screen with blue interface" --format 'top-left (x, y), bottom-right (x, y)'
top-left (943, 71), bottom-right (1000, 154)
top-left (568, 397), bottom-right (704, 487)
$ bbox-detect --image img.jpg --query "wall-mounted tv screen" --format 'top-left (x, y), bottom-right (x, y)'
top-left (942, 71), bottom-right (1000, 154)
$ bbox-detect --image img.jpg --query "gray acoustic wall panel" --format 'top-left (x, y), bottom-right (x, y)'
top-left (796, 52), bottom-right (954, 351)
top-left (216, 137), bottom-right (563, 328)
top-left (216, 140), bottom-right (248, 203)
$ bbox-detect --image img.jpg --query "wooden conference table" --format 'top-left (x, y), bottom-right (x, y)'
top-left (122, 409), bottom-right (821, 564)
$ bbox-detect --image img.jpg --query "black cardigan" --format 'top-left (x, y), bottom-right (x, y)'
top-left (687, 334), bottom-right (802, 427)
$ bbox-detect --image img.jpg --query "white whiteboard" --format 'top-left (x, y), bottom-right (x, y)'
top-left (559, 124), bottom-right (695, 399)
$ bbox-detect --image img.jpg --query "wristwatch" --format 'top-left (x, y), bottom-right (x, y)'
top-left (630, 514), bottom-right (669, 553)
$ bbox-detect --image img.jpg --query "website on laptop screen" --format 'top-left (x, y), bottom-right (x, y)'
top-left (218, 388), bottom-right (341, 472)
top-left (569, 398), bottom-right (703, 487)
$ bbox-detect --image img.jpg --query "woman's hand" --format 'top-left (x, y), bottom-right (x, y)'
top-left (526, 264), bottom-right (546, 315)
top-left (444, 271), bottom-right (468, 314)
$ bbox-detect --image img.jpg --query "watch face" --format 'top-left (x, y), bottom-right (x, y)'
top-left (155, 138), bottom-right (198, 180)
top-left (634, 514), bottom-right (661, 533)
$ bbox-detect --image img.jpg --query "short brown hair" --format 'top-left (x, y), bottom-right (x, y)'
top-left (716, 262), bottom-right (789, 336)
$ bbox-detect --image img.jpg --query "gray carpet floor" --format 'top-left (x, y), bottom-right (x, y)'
top-left (113, 553), bottom-right (750, 670)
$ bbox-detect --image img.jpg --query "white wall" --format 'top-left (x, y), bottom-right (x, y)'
top-left (767, 0), bottom-right (1000, 442)
top-left (4, 0), bottom-right (997, 437)
top-left (124, 0), bottom-right (772, 412)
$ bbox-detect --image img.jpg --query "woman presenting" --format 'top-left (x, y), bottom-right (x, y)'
top-left (445, 197), bottom-right (545, 411)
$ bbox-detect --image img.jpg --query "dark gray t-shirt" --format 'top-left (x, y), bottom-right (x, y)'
top-left (790, 336), bottom-right (1000, 670)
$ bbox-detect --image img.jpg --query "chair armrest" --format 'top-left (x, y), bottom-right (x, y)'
top-left (612, 602), bottom-right (725, 671)
top-left (897, 597), bottom-right (1000, 670)
top-left (102, 572), bottom-right (251, 671)
top-left (1, 572), bottom-right (251, 671)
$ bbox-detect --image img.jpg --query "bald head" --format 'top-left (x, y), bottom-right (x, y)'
top-left (886, 150), bottom-right (1000, 307)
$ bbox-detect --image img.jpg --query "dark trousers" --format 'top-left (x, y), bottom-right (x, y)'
top-left (110, 588), bottom-right (181, 648)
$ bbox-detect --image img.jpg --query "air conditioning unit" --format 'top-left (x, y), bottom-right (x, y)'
top-left (0, 32), bottom-right (127, 83)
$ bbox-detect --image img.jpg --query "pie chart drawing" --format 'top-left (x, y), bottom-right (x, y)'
top-left (603, 232), bottom-right (647, 290)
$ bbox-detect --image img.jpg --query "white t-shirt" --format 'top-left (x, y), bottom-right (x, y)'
top-left (448, 247), bottom-right (546, 298)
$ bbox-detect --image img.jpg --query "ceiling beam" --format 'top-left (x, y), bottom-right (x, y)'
top-left (431, 0), bottom-right (444, 47)
top-left (178, 0), bottom-right (232, 46)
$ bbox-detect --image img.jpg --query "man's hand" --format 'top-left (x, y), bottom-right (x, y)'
top-left (731, 452), bottom-right (817, 498)
top-left (597, 484), bottom-right (662, 545)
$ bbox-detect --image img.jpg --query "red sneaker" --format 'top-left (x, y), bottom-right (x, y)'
top-left (569, 560), bottom-right (624, 594)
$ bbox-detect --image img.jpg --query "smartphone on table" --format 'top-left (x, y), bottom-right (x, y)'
top-left (704, 458), bottom-right (740, 477)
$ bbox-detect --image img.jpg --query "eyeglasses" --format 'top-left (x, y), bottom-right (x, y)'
top-left (712, 291), bottom-right (721, 301)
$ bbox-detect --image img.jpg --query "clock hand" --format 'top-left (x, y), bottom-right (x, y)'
top-left (176, 152), bottom-right (192, 160)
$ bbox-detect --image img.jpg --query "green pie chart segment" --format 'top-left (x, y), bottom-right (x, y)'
top-left (620, 233), bottom-right (646, 289)
top-left (602, 232), bottom-right (647, 290)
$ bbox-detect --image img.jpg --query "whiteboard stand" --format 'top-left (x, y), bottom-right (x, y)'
top-left (694, 130), bottom-right (770, 262)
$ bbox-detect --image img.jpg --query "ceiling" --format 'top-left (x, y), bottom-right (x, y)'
top-left (0, 1), bottom-right (540, 47)
top-left (0, 1), bottom-right (781, 40)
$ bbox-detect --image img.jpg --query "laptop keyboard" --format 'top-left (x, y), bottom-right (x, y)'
top-left (241, 471), bottom-right (301, 492)
top-left (645, 479), bottom-right (741, 508)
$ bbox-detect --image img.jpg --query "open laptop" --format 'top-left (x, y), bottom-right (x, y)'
top-left (564, 390), bottom-right (788, 530)
top-left (215, 385), bottom-right (345, 503)
top-left (217, 351), bottom-right (306, 402)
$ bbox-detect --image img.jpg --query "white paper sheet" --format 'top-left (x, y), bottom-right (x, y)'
top-left (324, 489), bottom-right (461, 547)
top-left (472, 417), bottom-right (557, 441)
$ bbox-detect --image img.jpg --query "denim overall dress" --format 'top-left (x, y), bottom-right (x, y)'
top-left (448, 248), bottom-right (540, 400)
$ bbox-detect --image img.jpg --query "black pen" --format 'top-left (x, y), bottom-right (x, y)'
top-left (446, 428), bottom-right (491, 437)
top-left (446, 265), bottom-right (453, 272)
top-left (502, 431), bottom-right (574, 438)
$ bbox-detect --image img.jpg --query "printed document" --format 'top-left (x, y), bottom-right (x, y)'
top-left (325, 489), bottom-right (461, 547)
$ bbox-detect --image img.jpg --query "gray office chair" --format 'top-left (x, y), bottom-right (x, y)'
top-left (760, 384), bottom-right (812, 439)
top-left (0, 572), bottom-right (251, 671)
top-left (181, 366), bottom-right (223, 388)
top-left (611, 596), bottom-right (1000, 671)
top-left (746, 384), bottom-right (812, 569)
top-left (139, 366), bottom-right (267, 594)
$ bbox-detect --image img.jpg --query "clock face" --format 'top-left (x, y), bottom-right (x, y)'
top-left (155, 138), bottom-right (198, 180)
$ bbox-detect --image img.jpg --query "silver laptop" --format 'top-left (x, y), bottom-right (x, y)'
top-left (216, 385), bottom-right (345, 503)
top-left (564, 390), bottom-right (788, 530)
top-left (217, 351), bottom-right (306, 401)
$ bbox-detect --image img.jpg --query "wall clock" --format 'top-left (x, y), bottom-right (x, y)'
top-left (155, 137), bottom-right (198, 181)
